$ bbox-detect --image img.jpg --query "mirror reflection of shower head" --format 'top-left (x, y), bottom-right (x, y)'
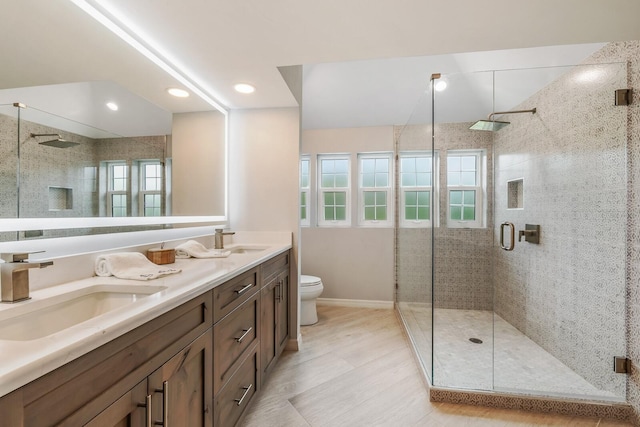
top-left (469, 107), bottom-right (537, 131)
top-left (30, 132), bottom-right (80, 148)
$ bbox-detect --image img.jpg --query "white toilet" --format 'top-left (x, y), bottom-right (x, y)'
top-left (300, 275), bottom-right (324, 325)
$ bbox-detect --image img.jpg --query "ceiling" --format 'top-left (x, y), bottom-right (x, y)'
top-left (1, 1), bottom-right (639, 133)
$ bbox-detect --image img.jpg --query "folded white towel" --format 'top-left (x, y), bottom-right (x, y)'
top-left (95, 252), bottom-right (181, 281)
top-left (174, 240), bottom-right (230, 259)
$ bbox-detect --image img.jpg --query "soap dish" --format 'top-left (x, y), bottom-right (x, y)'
top-left (147, 248), bottom-right (176, 265)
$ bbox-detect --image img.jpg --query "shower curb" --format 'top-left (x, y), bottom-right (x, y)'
top-left (429, 387), bottom-right (633, 421)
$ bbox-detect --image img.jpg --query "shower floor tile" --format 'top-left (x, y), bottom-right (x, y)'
top-left (398, 302), bottom-right (618, 399)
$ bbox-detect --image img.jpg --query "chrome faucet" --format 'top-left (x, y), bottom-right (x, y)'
top-left (214, 228), bottom-right (235, 250)
top-left (1, 252), bottom-right (53, 303)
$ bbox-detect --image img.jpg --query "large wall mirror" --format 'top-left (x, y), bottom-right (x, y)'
top-left (0, 1), bottom-right (228, 242)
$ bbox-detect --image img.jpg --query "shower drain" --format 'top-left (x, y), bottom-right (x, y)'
top-left (469, 338), bottom-right (483, 344)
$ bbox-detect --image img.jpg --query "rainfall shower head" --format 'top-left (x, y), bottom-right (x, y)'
top-left (30, 133), bottom-right (80, 148)
top-left (470, 108), bottom-right (537, 131)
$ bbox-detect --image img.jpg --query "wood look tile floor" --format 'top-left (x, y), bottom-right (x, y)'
top-left (239, 306), bottom-right (633, 427)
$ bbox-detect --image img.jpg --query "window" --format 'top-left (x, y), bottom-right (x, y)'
top-left (399, 152), bottom-right (437, 227)
top-left (300, 156), bottom-right (310, 226)
top-left (358, 153), bottom-right (392, 226)
top-left (139, 161), bottom-right (163, 216)
top-left (447, 150), bottom-right (484, 228)
top-left (318, 155), bottom-right (350, 226)
top-left (107, 162), bottom-right (128, 217)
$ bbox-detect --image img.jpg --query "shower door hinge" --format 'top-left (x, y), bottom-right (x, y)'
top-left (613, 356), bottom-right (631, 374)
top-left (614, 89), bottom-right (632, 106)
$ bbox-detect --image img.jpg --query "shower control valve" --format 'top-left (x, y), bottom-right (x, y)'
top-left (518, 224), bottom-right (540, 244)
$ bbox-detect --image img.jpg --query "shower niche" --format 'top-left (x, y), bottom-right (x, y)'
top-left (507, 178), bottom-right (523, 209)
top-left (48, 186), bottom-right (73, 211)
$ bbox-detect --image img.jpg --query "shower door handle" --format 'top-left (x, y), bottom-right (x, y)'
top-left (500, 222), bottom-right (515, 251)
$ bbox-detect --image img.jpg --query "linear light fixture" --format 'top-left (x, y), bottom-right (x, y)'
top-left (70, 0), bottom-right (227, 115)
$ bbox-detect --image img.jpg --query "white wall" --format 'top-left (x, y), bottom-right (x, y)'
top-left (301, 126), bottom-right (395, 303)
top-left (172, 111), bottom-right (226, 216)
top-left (302, 228), bottom-right (394, 301)
top-left (228, 108), bottom-right (300, 232)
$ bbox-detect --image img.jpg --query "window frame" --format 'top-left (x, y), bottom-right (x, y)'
top-left (398, 151), bottom-right (438, 228)
top-left (300, 156), bottom-right (311, 227)
top-left (106, 161), bottom-right (129, 217)
top-left (138, 160), bottom-right (163, 217)
top-left (446, 149), bottom-right (485, 229)
top-left (317, 154), bottom-right (351, 227)
top-left (358, 152), bottom-right (393, 227)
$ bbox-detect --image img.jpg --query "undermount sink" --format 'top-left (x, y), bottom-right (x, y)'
top-left (0, 284), bottom-right (166, 341)
top-left (228, 246), bottom-right (268, 254)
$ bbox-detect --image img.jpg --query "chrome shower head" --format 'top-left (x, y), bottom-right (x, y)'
top-left (30, 132), bottom-right (80, 148)
top-left (470, 108), bottom-right (536, 131)
top-left (469, 120), bottom-right (511, 131)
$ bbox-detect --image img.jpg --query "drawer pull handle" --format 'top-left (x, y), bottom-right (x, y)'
top-left (234, 384), bottom-right (253, 406)
top-left (137, 394), bottom-right (152, 427)
top-left (235, 283), bottom-right (253, 295)
top-left (235, 327), bottom-right (253, 343)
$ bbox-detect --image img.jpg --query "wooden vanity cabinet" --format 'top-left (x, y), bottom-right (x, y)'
top-left (0, 250), bottom-right (292, 427)
top-left (260, 251), bottom-right (290, 378)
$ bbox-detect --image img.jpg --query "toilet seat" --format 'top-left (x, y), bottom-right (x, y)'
top-left (301, 275), bottom-right (322, 287)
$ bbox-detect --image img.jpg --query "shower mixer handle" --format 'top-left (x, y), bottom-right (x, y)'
top-left (518, 230), bottom-right (535, 241)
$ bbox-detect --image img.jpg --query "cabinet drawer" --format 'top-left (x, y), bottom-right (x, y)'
top-left (214, 344), bottom-right (259, 427)
top-left (214, 294), bottom-right (259, 394)
top-left (261, 251), bottom-right (289, 284)
top-left (213, 268), bottom-right (258, 323)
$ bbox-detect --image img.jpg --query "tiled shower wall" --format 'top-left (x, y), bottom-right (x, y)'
top-left (395, 123), bottom-right (494, 310)
top-left (0, 112), bottom-right (166, 241)
top-left (492, 50), bottom-right (629, 395)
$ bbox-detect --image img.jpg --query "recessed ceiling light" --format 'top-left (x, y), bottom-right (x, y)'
top-left (234, 83), bottom-right (255, 94)
top-left (106, 102), bottom-right (119, 111)
top-left (167, 87), bottom-right (190, 98)
top-left (434, 80), bottom-right (448, 92)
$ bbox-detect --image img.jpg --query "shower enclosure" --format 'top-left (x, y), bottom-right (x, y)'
top-left (396, 60), bottom-right (628, 404)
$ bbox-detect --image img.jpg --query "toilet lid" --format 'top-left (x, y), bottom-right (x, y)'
top-left (300, 275), bottom-right (322, 287)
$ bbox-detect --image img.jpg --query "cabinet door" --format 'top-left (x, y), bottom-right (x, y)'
top-left (260, 276), bottom-right (278, 377)
top-left (276, 271), bottom-right (290, 355)
top-left (84, 381), bottom-right (147, 427)
top-left (148, 331), bottom-right (213, 427)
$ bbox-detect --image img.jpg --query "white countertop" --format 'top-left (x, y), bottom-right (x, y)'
top-left (0, 241), bottom-right (291, 398)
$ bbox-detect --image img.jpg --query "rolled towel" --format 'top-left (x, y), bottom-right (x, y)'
top-left (174, 240), bottom-right (230, 259)
top-left (95, 252), bottom-right (181, 281)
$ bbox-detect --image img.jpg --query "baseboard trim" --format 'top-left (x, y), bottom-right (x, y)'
top-left (285, 334), bottom-right (302, 351)
top-left (316, 298), bottom-right (394, 309)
